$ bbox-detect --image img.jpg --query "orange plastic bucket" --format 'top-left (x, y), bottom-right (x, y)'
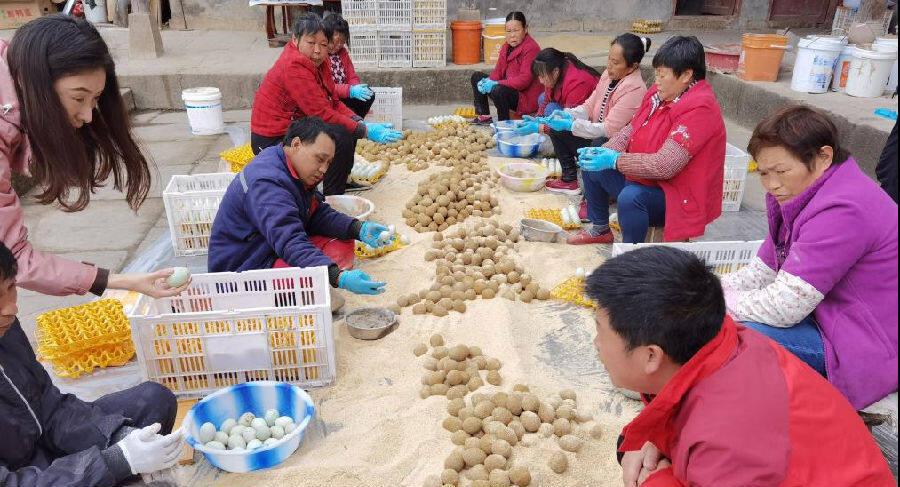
top-left (737, 34), bottom-right (789, 82)
top-left (451, 21), bottom-right (483, 65)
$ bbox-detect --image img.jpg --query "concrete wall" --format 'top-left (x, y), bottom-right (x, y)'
top-left (180, 0), bottom-right (778, 32)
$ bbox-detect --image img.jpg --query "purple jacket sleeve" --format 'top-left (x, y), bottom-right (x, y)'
top-left (244, 177), bottom-right (336, 269)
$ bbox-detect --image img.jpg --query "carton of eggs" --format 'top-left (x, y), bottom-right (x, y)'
top-left (541, 158), bottom-right (562, 178)
top-left (350, 161), bottom-right (384, 180)
top-left (560, 205), bottom-right (580, 226)
top-left (427, 115), bottom-right (467, 125)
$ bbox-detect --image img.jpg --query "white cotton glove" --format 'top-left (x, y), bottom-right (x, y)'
top-left (117, 423), bottom-right (184, 475)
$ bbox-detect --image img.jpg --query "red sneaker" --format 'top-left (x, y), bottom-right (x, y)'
top-left (578, 199), bottom-right (588, 222)
top-left (471, 115), bottom-right (493, 125)
top-left (545, 179), bottom-right (581, 195)
top-left (567, 229), bottom-right (614, 245)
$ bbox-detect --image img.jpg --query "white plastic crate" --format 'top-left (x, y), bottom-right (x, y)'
top-left (413, 29), bottom-right (446, 67)
top-left (377, 0), bottom-right (412, 30)
top-left (128, 267), bottom-right (335, 398)
top-left (343, 0), bottom-right (378, 30)
top-left (368, 86), bottom-right (403, 129)
top-left (413, 0), bottom-right (446, 29)
top-left (723, 142), bottom-right (750, 212)
top-left (612, 240), bottom-right (764, 276)
top-left (349, 29), bottom-right (379, 67)
top-left (163, 173), bottom-right (236, 257)
top-left (378, 30), bottom-right (412, 68)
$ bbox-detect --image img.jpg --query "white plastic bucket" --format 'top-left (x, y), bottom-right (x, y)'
top-left (791, 36), bottom-right (845, 93)
top-left (845, 47), bottom-right (897, 98)
top-left (831, 44), bottom-right (856, 92)
top-left (873, 36), bottom-right (898, 94)
top-left (182, 87), bottom-right (225, 135)
top-left (84, 0), bottom-right (107, 23)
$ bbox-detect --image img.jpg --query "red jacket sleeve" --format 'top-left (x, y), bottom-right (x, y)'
top-left (499, 43), bottom-right (538, 92)
top-left (282, 59), bottom-right (360, 133)
top-left (642, 467), bottom-right (684, 487)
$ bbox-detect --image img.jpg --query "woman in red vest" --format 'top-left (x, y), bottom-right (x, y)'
top-left (469, 11), bottom-right (542, 123)
top-left (323, 13), bottom-right (375, 120)
top-left (569, 36), bottom-right (726, 245)
top-left (250, 13), bottom-right (402, 195)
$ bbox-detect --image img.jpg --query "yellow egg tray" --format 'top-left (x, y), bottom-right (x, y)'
top-left (526, 208), bottom-right (582, 230)
top-left (632, 19), bottom-right (663, 34)
top-left (355, 235), bottom-right (405, 259)
top-left (48, 342), bottom-right (136, 378)
top-left (550, 276), bottom-right (596, 308)
top-left (220, 143), bottom-right (255, 173)
top-left (37, 300), bottom-right (133, 358)
top-left (454, 106), bottom-right (476, 118)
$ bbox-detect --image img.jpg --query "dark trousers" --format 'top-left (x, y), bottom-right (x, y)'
top-left (251, 121), bottom-right (359, 196)
top-left (547, 130), bottom-right (607, 182)
top-left (471, 72), bottom-right (519, 121)
top-left (94, 382), bottom-right (178, 435)
top-left (341, 95), bottom-right (376, 120)
top-left (583, 169), bottom-right (666, 244)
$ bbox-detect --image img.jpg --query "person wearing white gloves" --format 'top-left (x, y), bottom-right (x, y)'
top-left (1, 242), bottom-right (181, 487)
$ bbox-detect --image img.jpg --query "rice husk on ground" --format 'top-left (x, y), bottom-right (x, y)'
top-left (180, 153), bottom-right (643, 486)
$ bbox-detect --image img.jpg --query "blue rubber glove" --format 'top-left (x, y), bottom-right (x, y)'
top-left (366, 123), bottom-right (404, 144)
top-left (514, 120), bottom-right (540, 135)
top-left (338, 269), bottom-right (386, 295)
top-left (349, 84), bottom-right (374, 101)
top-left (577, 147), bottom-right (620, 172)
top-left (478, 78), bottom-right (499, 95)
top-left (549, 109), bottom-right (573, 121)
top-left (358, 221), bottom-right (391, 248)
top-left (546, 117), bottom-right (573, 132)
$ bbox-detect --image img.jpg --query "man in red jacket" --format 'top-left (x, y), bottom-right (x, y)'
top-left (586, 246), bottom-right (894, 487)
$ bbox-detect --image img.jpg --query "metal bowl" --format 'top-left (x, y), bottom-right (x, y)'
top-left (520, 218), bottom-right (564, 243)
top-left (345, 307), bottom-right (398, 340)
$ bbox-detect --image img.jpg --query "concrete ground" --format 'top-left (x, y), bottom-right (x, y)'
top-left (13, 104), bottom-right (897, 479)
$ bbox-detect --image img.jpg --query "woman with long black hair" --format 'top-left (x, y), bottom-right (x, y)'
top-left (1, 15), bottom-right (190, 300)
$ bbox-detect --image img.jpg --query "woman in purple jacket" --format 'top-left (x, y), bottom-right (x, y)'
top-left (722, 105), bottom-right (898, 410)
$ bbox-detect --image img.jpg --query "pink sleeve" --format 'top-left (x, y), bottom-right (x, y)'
top-left (603, 85), bottom-right (645, 139)
top-left (1, 150), bottom-right (97, 296)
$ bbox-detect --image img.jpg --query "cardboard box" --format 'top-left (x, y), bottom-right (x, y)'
top-left (0, 0), bottom-right (53, 30)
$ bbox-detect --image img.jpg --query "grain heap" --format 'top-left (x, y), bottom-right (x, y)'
top-left (356, 123), bottom-right (496, 173)
top-left (388, 219), bottom-right (552, 317)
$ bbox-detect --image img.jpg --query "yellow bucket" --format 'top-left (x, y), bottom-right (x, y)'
top-left (482, 19), bottom-right (506, 65)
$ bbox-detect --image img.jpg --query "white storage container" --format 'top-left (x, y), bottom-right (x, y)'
top-left (163, 173), bottom-right (236, 256)
top-left (845, 46), bottom-right (897, 98)
top-left (378, 30), bottom-right (413, 68)
top-left (349, 29), bottom-right (379, 68)
top-left (873, 36), bottom-right (899, 94)
top-left (791, 36), bottom-right (845, 93)
top-left (368, 86), bottom-right (403, 129)
top-left (723, 143), bottom-right (750, 212)
top-left (342, 0), bottom-right (378, 29)
top-left (377, 0), bottom-right (412, 30)
top-left (128, 267), bottom-right (335, 398)
top-left (413, 0), bottom-right (446, 29)
top-left (612, 240), bottom-right (764, 276)
top-left (413, 29), bottom-right (447, 67)
top-left (182, 87), bottom-right (225, 136)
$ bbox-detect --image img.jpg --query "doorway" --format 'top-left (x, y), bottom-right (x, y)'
top-left (675, 0), bottom-right (739, 16)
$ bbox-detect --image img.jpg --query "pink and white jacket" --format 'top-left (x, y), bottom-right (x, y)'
top-left (1, 40), bottom-right (99, 296)
top-left (566, 68), bottom-right (646, 140)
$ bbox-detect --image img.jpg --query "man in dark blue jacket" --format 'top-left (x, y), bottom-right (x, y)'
top-left (0, 243), bottom-right (182, 486)
top-left (209, 117), bottom-right (389, 295)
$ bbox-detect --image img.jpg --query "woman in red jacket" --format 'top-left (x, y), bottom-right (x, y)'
top-left (250, 13), bottom-right (402, 195)
top-left (470, 11), bottom-right (542, 123)
top-left (569, 36), bottom-right (725, 245)
top-left (323, 13), bottom-right (375, 119)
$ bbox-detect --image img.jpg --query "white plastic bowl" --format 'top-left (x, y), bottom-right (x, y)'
top-left (183, 381), bottom-right (315, 473)
top-left (494, 131), bottom-right (547, 158)
top-left (496, 162), bottom-right (549, 192)
top-left (325, 194), bottom-right (374, 220)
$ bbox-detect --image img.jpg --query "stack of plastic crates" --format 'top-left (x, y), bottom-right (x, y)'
top-left (163, 173), bottom-right (236, 256)
top-left (722, 142), bottom-right (750, 212)
top-left (378, 30), bottom-right (413, 67)
top-left (36, 299), bottom-right (135, 378)
top-left (128, 267), bottom-right (336, 398)
top-left (377, 0), bottom-right (412, 29)
top-left (369, 86), bottom-right (403, 129)
top-left (612, 241), bottom-right (764, 277)
top-left (412, 0), bottom-right (446, 67)
top-left (343, 0), bottom-right (377, 28)
top-left (349, 28), bottom-right (379, 68)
